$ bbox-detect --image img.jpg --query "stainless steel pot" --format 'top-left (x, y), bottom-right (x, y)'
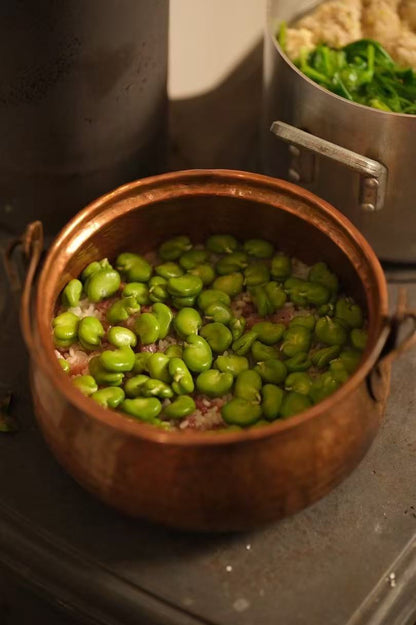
top-left (262, 0), bottom-right (416, 262)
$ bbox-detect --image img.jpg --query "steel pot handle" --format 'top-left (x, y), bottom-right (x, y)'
top-left (270, 121), bottom-right (388, 212)
top-left (4, 221), bottom-right (44, 351)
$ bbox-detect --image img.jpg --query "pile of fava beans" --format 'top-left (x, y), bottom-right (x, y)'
top-left (52, 234), bottom-right (368, 431)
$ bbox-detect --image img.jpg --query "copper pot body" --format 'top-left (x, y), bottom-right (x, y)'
top-left (24, 170), bottom-right (390, 531)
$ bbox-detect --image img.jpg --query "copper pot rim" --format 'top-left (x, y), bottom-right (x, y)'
top-left (33, 168), bottom-right (388, 446)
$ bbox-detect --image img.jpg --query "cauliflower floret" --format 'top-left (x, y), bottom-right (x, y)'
top-left (284, 27), bottom-right (316, 60)
top-left (362, 1), bottom-right (402, 44)
top-left (399, 0), bottom-right (416, 30)
top-left (296, 0), bottom-right (362, 48)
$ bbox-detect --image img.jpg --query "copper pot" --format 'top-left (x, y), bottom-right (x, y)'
top-left (11, 170), bottom-right (416, 531)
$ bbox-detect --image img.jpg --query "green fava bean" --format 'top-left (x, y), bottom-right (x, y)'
top-left (196, 369), bottom-right (234, 397)
top-left (234, 369), bottom-right (262, 403)
top-left (155, 262), bottom-right (184, 279)
top-left (243, 238), bottom-right (274, 259)
top-left (250, 285), bottom-right (274, 316)
top-left (310, 372), bottom-right (340, 404)
top-left (78, 316), bottom-right (105, 350)
top-left (72, 375), bottom-right (98, 396)
top-left (183, 335), bottom-right (213, 373)
top-left (315, 317), bottom-right (347, 346)
top-left (255, 359), bottom-right (287, 384)
top-left (251, 340), bottom-right (280, 362)
top-left (165, 344), bottom-right (183, 359)
top-left (91, 387), bottom-right (125, 408)
top-left (58, 358), bottom-right (70, 373)
top-left (264, 282), bottom-right (287, 310)
top-left (147, 352), bottom-right (171, 383)
top-left (351, 328), bottom-right (368, 351)
top-left (339, 348), bottom-right (362, 373)
top-left (318, 301), bottom-right (335, 317)
top-left (135, 313), bottom-right (160, 344)
top-left (244, 262), bottom-right (270, 287)
top-left (188, 263), bottom-right (216, 286)
top-left (285, 372), bottom-right (312, 395)
top-left (290, 315), bottom-right (316, 331)
top-left (89, 356), bottom-right (124, 386)
top-left (122, 282), bottom-right (150, 305)
top-left (173, 307), bottom-right (202, 338)
top-left (116, 253), bottom-right (152, 282)
top-left (86, 268), bottom-right (121, 303)
top-left (148, 276), bottom-right (169, 303)
top-left (309, 262), bottom-right (338, 295)
top-left (152, 303), bottom-right (173, 339)
top-left (197, 289), bottom-right (231, 311)
top-left (305, 282), bottom-right (331, 306)
top-left (329, 360), bottom-right (350, 383)
top-left (262, 384), bottom-right (284, 421)
top-left (222, 398), bottom-right (262, 427)
top-left (159, 236), bottom-right (192, 261)
top-left (133, 352), bottom-right (151, 373)
top-left (121, 398), bottom-right (162, 422)
top-left (142, 378), bottom-right (174, 399)
top-left (62, 279), bottom-right (83, 307)
top-left (100, 346), bottom-right (135, 372)
top-left (335, 297), bottom-right (364, 329)
top-left (216, 251), bottom-right (248, 275)
top-left (168, 274), bottom-right (203, 298)
top-left (81, 258), bottom-right (111, 282)
top-left (229, 316), bottom-right (246, 340)
top-left (280, 392), bottom-right (312, 418)
top-left (213, 273), bottom-right (244, 297)
top-left (282, 326), bottom-right (311, 357)
top-left (215, 355), bottom-right (249, 377)
top-left (52, 312), bottom-right (79, 348)
top-left (107, 326), bottom-right (137, 348)
top-left (206, 234), bottom-right (238, 254)
top-left (169, 357), bottom-right (195, 394)
top-left (204, 302), bottom-right (233, 325)
top-left (200, 322), bottom-right (233, 353)
top-left (285, 353), bottom-right (312, 372)
top-left (179, 249), bottom-right (208, 270)
top-left (311, 345), bottom-right (341, 368)
top-left (107, 296), bottom-right (140, 324)
top-left (124, 374), bottom-right (150, 397)
top-left (232, 330), bottom-right (258, 356)
top-left (164, 396), bottom-right (196, 419)
top-left (251, 321), bottom-right (285, 345)
top-left (271, 254), bottom-right (292, 281)
top-left (172, 296), bottom-right (196, 309)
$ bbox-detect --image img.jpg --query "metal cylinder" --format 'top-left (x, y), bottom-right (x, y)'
top-left (0, 0), bottom-right (169, 235)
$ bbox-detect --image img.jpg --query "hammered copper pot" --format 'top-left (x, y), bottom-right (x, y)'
top-left (15, 170), bottom-right (415, 531)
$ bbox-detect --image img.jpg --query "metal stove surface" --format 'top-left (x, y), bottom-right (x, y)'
top-left (1, 236), bottom-right (416, 625)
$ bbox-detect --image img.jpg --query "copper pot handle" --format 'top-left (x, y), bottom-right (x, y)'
top-left (4, 221), bottom-right (44, 351)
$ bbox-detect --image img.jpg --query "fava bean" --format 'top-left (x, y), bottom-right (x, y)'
top-left (251, 340), bottom-right (280, 362)
top-left (164, 344), bottom-right (183, 359)
top-left (244, 262), bottom-right (270, 287)
top-left (155, 262), bottom-right (183, 279)
top-left (78, 316), bottom-right (105, 350)
top-left (264, 282), bottom-right (287, 310)
top-left (281, 326), bottom-right (311, 357)
top-left (52, 312), bottom-right (79, 348)
top-left (164, 396), bottom-right (196, 419)
top-left (133, 352), bottom-right (151, 373)
top-left (172, 295), bottom-right (196, 309)
top-left (135, 313), bottom-right (160, 344)
top-left (251, 321), bottom-right (285, 345)
top-left (121, 397), bottom-right (162, 421)
top-left (250, 285), bottom-right (274, 316)
top-left (196, 369), bottom-right (234, 397)
top-left (351, 328), bottom-right (368, 351)
top-left (197, 289), bottom-right (231, 311)
top-left (72, 375), bottom-right (98, 396)
top-left (86, 268), bottom-right (121, 302)
top-left (81, 258), bottom-right (111, 282)
top-left (229, 316), bottom-right (246, 340)
top-left (89, 356), bottom-right (124, 386)
top-left (309, 262), bottom-right (338, 295)
top-left (206, 234), bottom-right (238, 254)
top-left (62, 279), bottom-right (83, 307)
top-left (200, 322), bottom-right (233, 353)
top-left (108, 326), bottom-right (137, 348)
top-left (315, 317), bottom-right (348, 346)
top-left (159, 236), bottom-right (192, 261)
top-left (234, 369), bottom-right (262, 403)
top-left (116, 252), bottom-right (152, 282)
top-left (255, 359), bottom-right (287, 384)
top-left (58, 358), bottom-right (70, 373)
top-left (335, 297), bottom-right (364, 329)
top-left (188, 263), bottom-right (216, 285)
top-left (309, 372), bottom-right (340, 403)
top-left (91, 387), bottom-right (125, 408)
top-left (173, 307), bottom-right (202, 338)
top-left (169, 357), bottom-right (195, 394)
top-left (290, 315), bottom-right (316, 331)
top-left (243, 238), bottom-right (274, 259)
top-left (262, 384), bottom-right (284, 420)
top-left (284, 352), bottom-right (312, 372)
top-left (285, 372), bottom-right (312, 395)
top-left (216, 252), bottom-right (248, 275)
top-left (280, 392), bottom-right (312, 418)
top-left (213, 272), bottom-right (244, 297)
top-left (100, 346), bottom-right (135, 372)
top-left (142, 378), bottom-right (174, 399)
top-left (122, 282), bottom-right (150, 305)
top-left (179, 249), bottom-right (208, 270)
top-left (204, 302), bottom-right (233, 324)
top-left (183, 335), bottom-right (213, 373)
top-left (311, 345), bottom-right (340, 368)
top-left (149, 276), bottom-right (169, 303)
top-left (214, 355), bottom-right (249, 377)
top-left (168, 274), bottom-right (203, 298)
top-left (147, 352), bottom-right (171, 383)
top-left (124, 374), bottom-right (150, 397)
top-left (271, 254), bottom-right (291, 281)
top-left (232, 330), bottom-right (258, 356)
top-left (107, 296), bottom-right (140, 324)
top-left (339, 348), bottom-right (362, 373)
top-left (152, 302), bottom-right (173, 339)
top-left (221, 397), bottom-right (262, 426)
top-left (329, 360), bottom-right (350, 383)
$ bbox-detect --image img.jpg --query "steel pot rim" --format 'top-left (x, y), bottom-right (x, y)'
top-left (29, 168), bottom-right (389, 447)
top-left (266, 7), bottom-right (416, 120)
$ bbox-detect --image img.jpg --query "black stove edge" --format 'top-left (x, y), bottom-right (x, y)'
top-left (0, 500), bottom-right (218, 625)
